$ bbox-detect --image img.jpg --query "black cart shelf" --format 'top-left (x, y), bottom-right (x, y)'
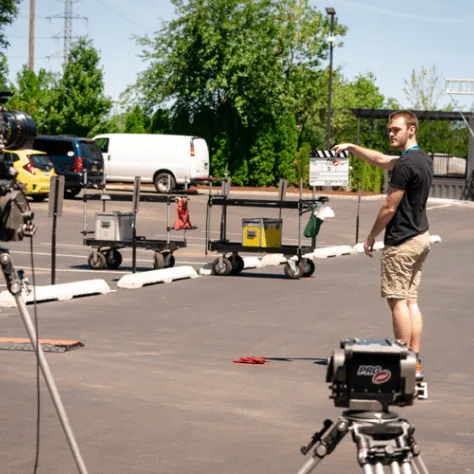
top-left (205, 179), bottom-right (329, 279)
top-left (81, 178), bottom-right (189, 271)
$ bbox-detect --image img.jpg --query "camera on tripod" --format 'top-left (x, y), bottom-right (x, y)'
top-left (326, 338), bottom-right (428, 411)
top-left (0, 90), bottom-right (37, 242)
top-left (296, 339), bottom-right (430, 474)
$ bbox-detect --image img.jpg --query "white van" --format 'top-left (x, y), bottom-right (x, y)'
top-left (92, 133), bottom-right (210, 192)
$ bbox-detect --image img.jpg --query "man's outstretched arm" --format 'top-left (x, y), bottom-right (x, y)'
top-left (332, 143), bottom-right (397, 170)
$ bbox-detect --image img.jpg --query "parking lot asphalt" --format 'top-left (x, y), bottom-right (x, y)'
top-left (0, 189), bottom-right (473, 473)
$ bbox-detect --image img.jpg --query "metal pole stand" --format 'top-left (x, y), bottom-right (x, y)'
top-left (296, 411), bottom-right (429, 474)
top-left (0, 249), bottom-right (89, 474)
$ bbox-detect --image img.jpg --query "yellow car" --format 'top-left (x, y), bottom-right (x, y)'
top-left (4, 149), bottom-right (56, 202)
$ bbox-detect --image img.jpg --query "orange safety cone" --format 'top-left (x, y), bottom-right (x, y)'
top-left (174, 198), bottom-right (196, 230)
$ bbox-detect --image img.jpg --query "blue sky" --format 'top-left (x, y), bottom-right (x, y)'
top-left (4, 0), bottom-right (474, 111)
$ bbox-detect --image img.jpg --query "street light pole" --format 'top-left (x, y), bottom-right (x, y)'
top-left (325, 7), bottom-right (336, 150)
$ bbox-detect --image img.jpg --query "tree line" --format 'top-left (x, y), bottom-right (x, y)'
top-left (0, 0), bottom-right (470, 191)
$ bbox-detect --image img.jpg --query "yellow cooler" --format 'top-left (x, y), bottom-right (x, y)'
top-left (242, 218), bottom-right (282, 248)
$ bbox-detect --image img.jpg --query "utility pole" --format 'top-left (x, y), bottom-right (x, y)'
top-left (29, 0), bottom-right (35, 71)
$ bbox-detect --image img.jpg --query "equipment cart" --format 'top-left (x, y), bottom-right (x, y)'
top-left (205, 178), bottom-right (329, 279)
top-left (81, 177), bottom-right (188, 271)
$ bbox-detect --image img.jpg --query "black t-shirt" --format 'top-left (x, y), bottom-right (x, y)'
top-left (384, 148), bottom-right (433, 246)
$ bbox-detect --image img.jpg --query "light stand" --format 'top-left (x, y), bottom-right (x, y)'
top-left (325, 7), bottom-right (336, 150)
top-left (0, 248), bottom-right (89, 474)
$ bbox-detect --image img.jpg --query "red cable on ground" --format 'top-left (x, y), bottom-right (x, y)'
top-left (232, 356), bottom-right (269, 364)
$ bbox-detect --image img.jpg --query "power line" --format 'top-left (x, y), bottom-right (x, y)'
top-left (138, 0), bottom-right (160, 7)
top-left (95, 0), bottom-right (150, 32)
top-left (10, 35), bottom-right (51, 39)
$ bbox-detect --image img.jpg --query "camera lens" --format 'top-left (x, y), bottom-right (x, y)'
top-left (2, 110), bottom-right (37, 150)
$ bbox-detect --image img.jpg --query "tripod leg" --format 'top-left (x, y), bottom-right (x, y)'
top-left (401, 461), bottom-right (413, 474)
top-left (390, 461), bottom-right (402, 474)
top-left (0, 253), bottom-right (89, 474)
top-left (411, 461), bottom-right (421, 474)
top-left (362, 464), bottom-right (375, 474)
top-left (375, 462), bottom-right (385, 474)
top-left (413, 456), bottom-right (429, 474)
top-left (296, 419), bottom-right (349, 474)
top-left (295, 455), bottom-right (324, 474)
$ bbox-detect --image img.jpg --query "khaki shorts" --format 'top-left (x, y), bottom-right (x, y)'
top-left (381, 231), bottom-right (431, 299)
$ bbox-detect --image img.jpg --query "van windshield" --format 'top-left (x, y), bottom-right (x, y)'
top-left (79, 142), bottom-right (103, 161)
top-left (94, 137), bottom-right (109, 153)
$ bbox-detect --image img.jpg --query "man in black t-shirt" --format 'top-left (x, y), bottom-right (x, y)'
top-left (333, 111), bottom-right (433, 373)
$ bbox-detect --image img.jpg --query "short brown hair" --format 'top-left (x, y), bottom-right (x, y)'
top-left (388, 110), bottom-right (419, 133)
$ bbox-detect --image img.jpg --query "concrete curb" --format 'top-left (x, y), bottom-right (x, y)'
top-left (198, 263), bottom-right (213, 276)
top-left (310, 245), bottom-right (355, 259)
top-left (103, 184), bottom-right (385, 201)
top-left (198, 256), bottom-right (268, 276)
top-left (117, 266), bottom-right (199, 289)
top-left (0, 279), bottom-right (112, 308)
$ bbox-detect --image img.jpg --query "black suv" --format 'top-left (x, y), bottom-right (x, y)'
top-left (33, 135), bottom-right (104, 197)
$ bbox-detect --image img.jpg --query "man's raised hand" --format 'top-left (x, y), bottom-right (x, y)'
top-left (332, 143), bottom-right (353, 155)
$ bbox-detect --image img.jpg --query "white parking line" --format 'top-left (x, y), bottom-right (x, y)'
top-left (20, 267), bottom-right (127, 275)
top-left (14, 261), bottom-right (208, 276)
top-left (8, 250), bottom-right (208, 266)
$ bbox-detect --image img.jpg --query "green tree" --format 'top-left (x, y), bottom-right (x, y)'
top-left (45, 37), bottom-right (112, 137)
top-left (124, 105), bottom-right (150, 133)
top-left (403, 65), bottom-right (442, 111)
top-left (0, 55), bottom-right (9, 89)
top-left (149, 107), bottom-right (171, 134)
top-left (297, 72), bottom-right (393, 192)
top-left (89, 113), bottom-right (126, 136)
top-left (133, 0), bottom-right (346, 186)
top-left (404, 65), bottom-right (468, 157)
top-left (0, 0), bottom-right (20, 51)
top-left (7, 65), bottom-right (56, 133)
top-left (274, 112), bottom-right (298, 183)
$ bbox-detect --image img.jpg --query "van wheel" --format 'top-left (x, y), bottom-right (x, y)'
top-left (154, 173), bottom-right (176, 193)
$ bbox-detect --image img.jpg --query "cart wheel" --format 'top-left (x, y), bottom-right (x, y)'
top-left (153, 252), bottom-right (165, 270)
top-left (163, 253), bottom-right (175, 268)
top-left (212, 257), bottom-right (232, 276)
top-left (230, 255), bottom-right (245, 275)
top-left (301, 258), bottom-right (316, 277)
top-left (106, 249), bottom-right (123, 269)
top-left (88, 251), bottom-right (106, 270)
top-left (284, 261), bottom-right (305, 280)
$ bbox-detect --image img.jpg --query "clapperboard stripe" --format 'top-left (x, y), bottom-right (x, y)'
top-left (309, 150), bottom-right (349, 158)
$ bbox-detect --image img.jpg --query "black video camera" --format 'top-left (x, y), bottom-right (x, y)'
top-left (326, 338), bottom-right (428, 412)
top-left (0, 91), bottom-right (37, 242)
